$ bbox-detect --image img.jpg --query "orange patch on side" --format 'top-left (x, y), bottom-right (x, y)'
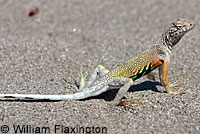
top-left (162, 62), bottom-right (169, 84)
top-left (152, 60), bottom-right (164, 68)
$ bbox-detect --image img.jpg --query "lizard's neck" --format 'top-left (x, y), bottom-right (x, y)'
top-left (163, 34), bottom-right (173, 50)
top-left (158, 27), bottom-right (184, 52)
top-left (155, 34), bottom-right (172, 54)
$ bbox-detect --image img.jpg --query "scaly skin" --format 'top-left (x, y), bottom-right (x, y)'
top-left (0, 18), bottom-right (195, 106)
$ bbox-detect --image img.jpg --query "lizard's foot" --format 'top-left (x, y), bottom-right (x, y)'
top-left (166, 78), bottom-right (190, 94)
top-left (78, 66), bottom-right (88, 90)
top-left (117, 99), bottom-right (142, 106)
top-left (169, 77), bottom-right (184, 88)
top-left (63, 78), bottom-right (77, 89)
top-left (167, 85), bottom-right (190, 94)
top-left (167, 77), bottom-right (190, 94)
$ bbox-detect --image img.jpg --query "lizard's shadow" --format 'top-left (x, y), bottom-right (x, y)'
top-left (82, 81), bottom-right (164, 102)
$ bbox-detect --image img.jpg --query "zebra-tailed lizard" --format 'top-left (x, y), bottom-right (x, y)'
top-left (0, 18), bottom-right (195, 106)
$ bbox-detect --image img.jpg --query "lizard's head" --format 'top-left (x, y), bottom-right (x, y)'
top-left (164, 18), bottom-right (195, 48)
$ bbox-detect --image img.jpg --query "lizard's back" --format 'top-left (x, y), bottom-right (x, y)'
top-left (110, 45), bottom-right (163, 80)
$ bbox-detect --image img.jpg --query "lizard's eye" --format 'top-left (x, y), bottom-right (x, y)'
top-left (176, 24), bottom-right (183, 30)
top-left (177, 26), bottom-right (182, 29)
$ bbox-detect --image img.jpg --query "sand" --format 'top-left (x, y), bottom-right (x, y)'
top-left (0, 0), bottom-right (199, 133)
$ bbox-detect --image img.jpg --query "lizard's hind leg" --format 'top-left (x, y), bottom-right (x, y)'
top-left (112, 78), bottom-right (134, 106)
top-left (79, 65), bottom-right (110, 90)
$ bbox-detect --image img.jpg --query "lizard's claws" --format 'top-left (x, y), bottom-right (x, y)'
top-left (78, 66), bottom-right (88, 90)
top-left (169, 77), bottom-right (184, 88)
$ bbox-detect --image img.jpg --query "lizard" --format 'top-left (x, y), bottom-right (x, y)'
top-left (0, 18), bottom-right (195, 106)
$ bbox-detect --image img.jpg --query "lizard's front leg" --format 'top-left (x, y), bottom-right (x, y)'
top-left (159, 62), bottom-right (189, 94)
top-left (79, 65), bottom-right (110, 90)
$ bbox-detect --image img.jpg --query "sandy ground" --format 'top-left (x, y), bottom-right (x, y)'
top-left (0, 0), bottom-right (199, 133)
